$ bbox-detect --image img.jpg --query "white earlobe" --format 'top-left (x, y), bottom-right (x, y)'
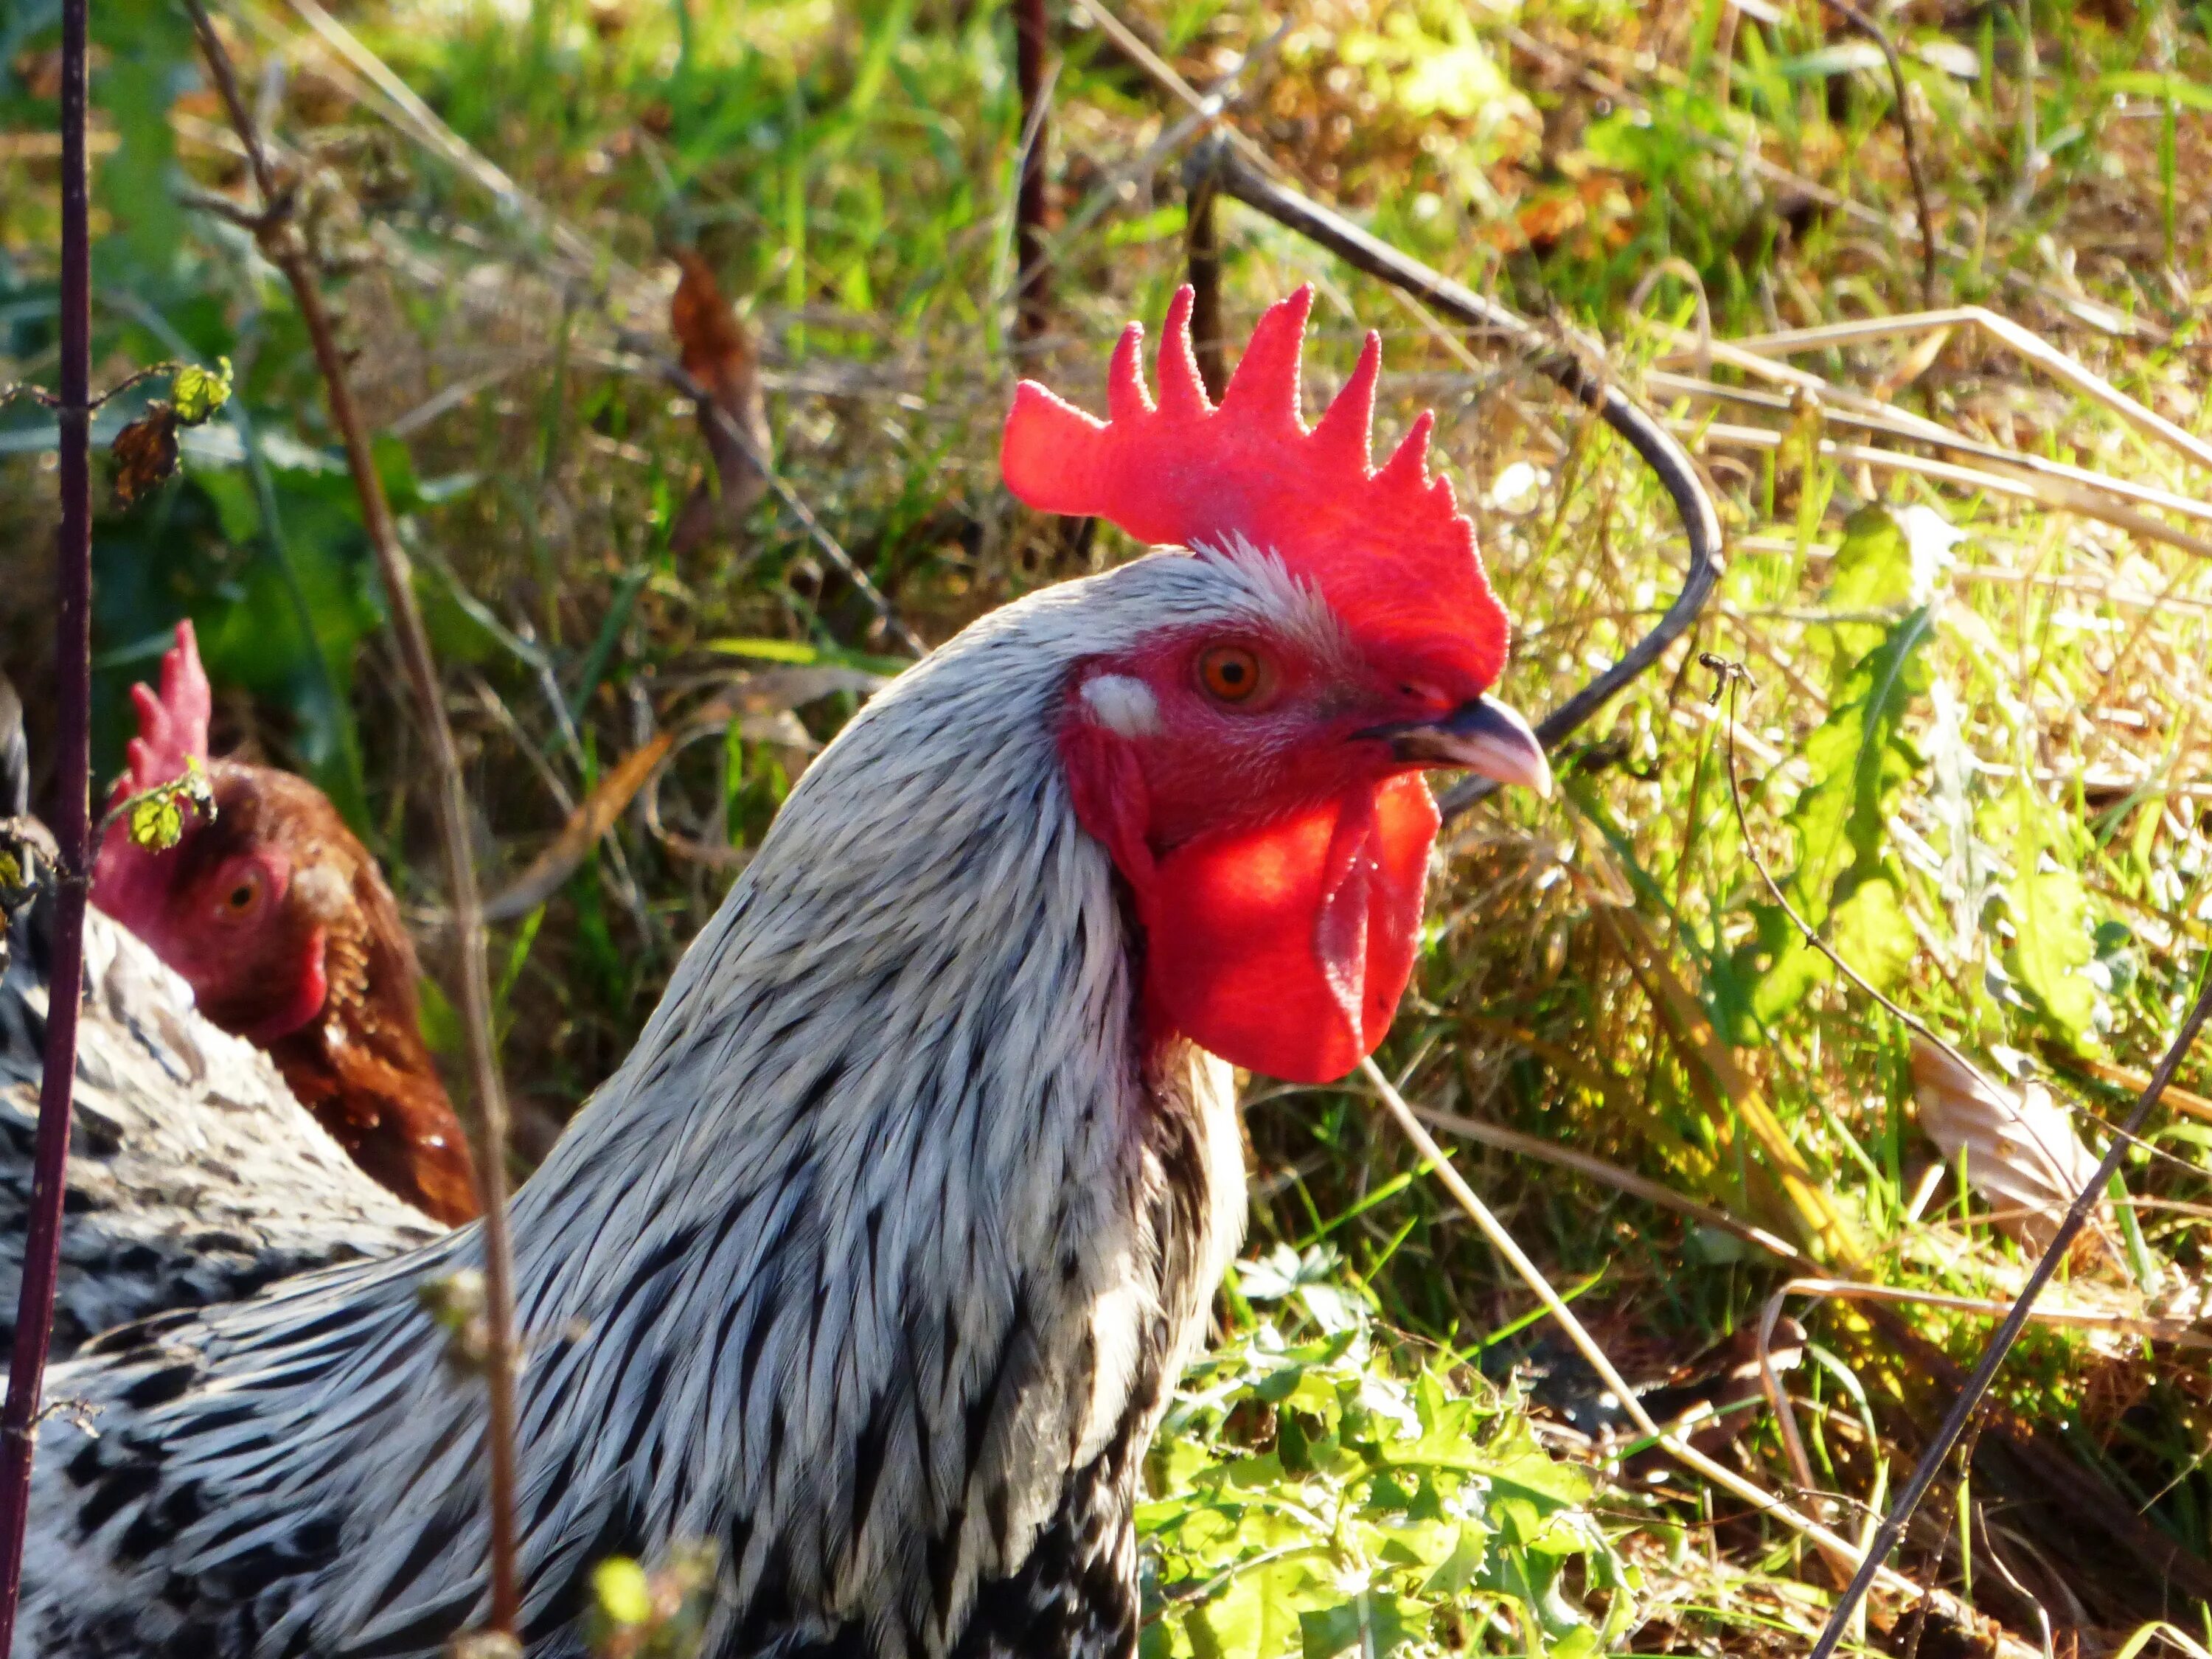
top-left (1079, 675), bottom-right (1161, 739)
top-left (291, 864), bottom-right (349, 922)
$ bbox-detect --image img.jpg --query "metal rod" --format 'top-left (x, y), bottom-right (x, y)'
top-left (1013, 0), bottom-right (1051, 344)
top-left (1186, 171), bottom-right (1225, 400)
top-left (1182, 137), bottom-right (1723, 821)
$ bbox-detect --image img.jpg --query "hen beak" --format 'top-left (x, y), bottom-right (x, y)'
top-left (1376, 696), bottom-right (1553, 798)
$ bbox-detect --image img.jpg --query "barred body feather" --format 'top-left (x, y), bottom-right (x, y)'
top-left (0, 903), bottom-right (440, 1357)
top-left (18, 554), bottom-right (1284, 1659)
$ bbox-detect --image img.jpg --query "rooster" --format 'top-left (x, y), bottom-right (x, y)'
top-left (90, 622), bottom-right (479, 1224)
top-left (19, 289), bottom-right (1549, 1658)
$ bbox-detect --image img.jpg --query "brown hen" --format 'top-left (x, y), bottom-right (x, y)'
top-left (89, 622), bottom-right (478, 1223)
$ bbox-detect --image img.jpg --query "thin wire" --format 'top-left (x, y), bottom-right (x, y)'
top-left (1806, 945), bottom-right (2212, 1656)
top-left (1708, 655), bottom-right (2206, 1185)
top-left (1174, 142), bottom-right (1725, 823)
top-left (1357, 1057), bottom-right (1984, 1624)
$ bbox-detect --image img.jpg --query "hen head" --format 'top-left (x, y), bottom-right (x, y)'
top-left (1004, 286), bottom-right (1548, 1085)
top-left (91, 622), bottom-right (343, 1043)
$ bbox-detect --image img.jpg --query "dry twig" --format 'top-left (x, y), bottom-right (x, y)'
top-left (179, 3), bottom-right (525, 1636)
top-left (1664, 308), bottom-right (2212, 475)
top-left (1357, 1060), bottom-right (2031, 1653)
top-left (1410, 1099), bottom-right (1802, 1262)
top-left (1184, 172), bottom-right (1225, 401)
top-left (1819, 0), bottom-right (1937, 307)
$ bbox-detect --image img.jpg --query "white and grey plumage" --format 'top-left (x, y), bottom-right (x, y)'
top-left (0, 667), bottom-right (439, 1357)
top-left (21, 560), bottom-right (1257, 1659)
top-left (17, 289), bottom-right (1547, 1659)
top-left (0, 898), bottom-right (442, 1359)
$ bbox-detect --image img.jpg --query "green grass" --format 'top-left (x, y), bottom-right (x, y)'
top-left (10, 0), bottom-right (2212, 1648)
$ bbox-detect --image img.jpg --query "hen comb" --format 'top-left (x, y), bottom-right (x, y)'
top-left (91, 621), bottom-right (213, 925)
top-left (122, 620), bottom-right (213, 794)
top-left (1001, 285), bottom-right (1508, 692)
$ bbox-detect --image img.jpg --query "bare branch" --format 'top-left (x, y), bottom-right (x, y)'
top-left (1183, 171), bottom-right (1225, 401)
top-left (180, 1), bottom-right (526, 1636)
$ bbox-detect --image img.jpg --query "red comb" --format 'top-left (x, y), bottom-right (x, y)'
top-left (1001, 285), bottom-right (1508, 692)
top-left (92, 620), bottom-right (213, 925)
top-left (122, 620), bottom-right (212, 796)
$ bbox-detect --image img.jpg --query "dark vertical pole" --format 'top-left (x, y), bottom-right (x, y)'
top-left (1185, 172), bottom-right (1225, 400)
top-left (1013, 0), bottom-right (1051, 345)
top-left (0, 0), bottom-right (92, 1644)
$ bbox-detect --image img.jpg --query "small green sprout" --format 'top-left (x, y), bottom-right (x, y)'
top-left (100, 756), bottom-right (215, 853)
top-left (111, 358), bottom-right (233, 506)
top-left (585, 1544), bottom-right (717, 1658)
top-left (591, 1559), bottom-right (653, 1629)
top-left (170, 356), bottom-right (234, 425)
top-left (417, 1268), bottom-right (493, 1375)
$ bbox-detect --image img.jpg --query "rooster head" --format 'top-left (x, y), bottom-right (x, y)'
top-left (1004, 286), bottom-right (1548, 1084)
top-left (91, 622), bottom-right (340, 1043)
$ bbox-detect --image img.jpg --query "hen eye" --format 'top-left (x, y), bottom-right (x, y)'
top-left (1197, 645), bottom-right (1265, 705)
top-left (222, 876), bottom-right (259, 914)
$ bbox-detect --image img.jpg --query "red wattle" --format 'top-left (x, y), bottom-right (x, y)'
top-left (1141, 775), bottom-right (1438, 1082)
top-left (243, 925), bottom-right (330, 1043)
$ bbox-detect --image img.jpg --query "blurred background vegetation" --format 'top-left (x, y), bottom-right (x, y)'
top-left (9, 0), bottom-right (2212, 1650)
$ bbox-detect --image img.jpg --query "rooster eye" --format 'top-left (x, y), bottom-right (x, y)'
top-left (222, 876), bottom-right (259, 915)
top-left (1197, 645), bottom-right (1265, 705)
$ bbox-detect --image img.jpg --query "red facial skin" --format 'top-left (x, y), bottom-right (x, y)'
top-left (1060, 617), bottom-right (1464, 1085)
top-left (139, 836), bottom-right (327, 1043)
top-left (94, 763), bottom-right (481, 1225)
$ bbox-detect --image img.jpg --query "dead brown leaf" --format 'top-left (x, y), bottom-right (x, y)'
top-left (1514, 191), bottom-right (1585, 249)
top-left (668, 250), bottom-right (771, 559)
top-left (1909, 1037), bottom-right (2110, 1256)
top-left (111, 404), bottom-right (180, 507)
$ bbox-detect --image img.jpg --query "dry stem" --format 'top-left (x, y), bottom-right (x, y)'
top-left (1184, 173), bottom-right (1225, 400)
top-left (1667, 308), bottom-right (2212, 474)
top-left (1819, 0), bottom-right (1937, 307)
top-left (181, 2), bottom-right (524, 1634)
top-left (1358, 1058), bottom-right (2027, 1651)
top-left (1690, 667), bottom-right (2212, 1655)
top-left (0, 0), bottom-right (92, 1645)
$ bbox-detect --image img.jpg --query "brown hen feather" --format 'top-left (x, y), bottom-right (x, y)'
top-left (191, 766), bottom-right (479, 1225)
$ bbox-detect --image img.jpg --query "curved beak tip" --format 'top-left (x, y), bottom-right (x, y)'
top-left (1523, 748), bottom-right (1556, 799)
top-left (1388, 695), bottom-right (1553, 798)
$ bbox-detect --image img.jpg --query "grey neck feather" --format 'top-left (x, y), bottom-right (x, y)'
top-left (35, 555), bottom-right (1264, 1659)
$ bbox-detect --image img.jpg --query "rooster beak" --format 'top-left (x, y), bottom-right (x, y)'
top-left (1374, 696), bottom-right (1553, 797)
